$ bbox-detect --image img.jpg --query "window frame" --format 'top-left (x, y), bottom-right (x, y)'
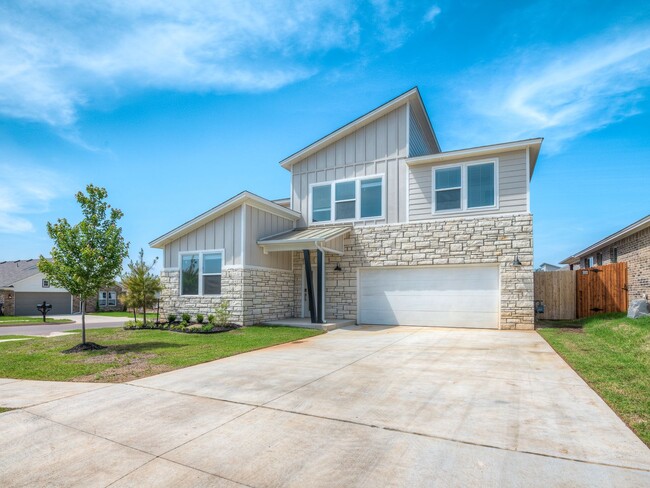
top-left (309, 174), bottom-right (385, 224)
top-left (431, 159), bottom-right (499, 215)
top-left (178, 249), bottom-right (224, 296)
top-left (610, 247), bottom-right (618, 263)
top-left (42, 279), bottom-right (50, 288)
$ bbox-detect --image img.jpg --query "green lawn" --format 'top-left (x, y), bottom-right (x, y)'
top-left (538, 313), bottom-right (650, 446)
top-left (0, 316), bottom-right (74, 326)
top-left (0, 335), bottom-right (33, 340)
top-left (0, 326), bottom-right (323, 383)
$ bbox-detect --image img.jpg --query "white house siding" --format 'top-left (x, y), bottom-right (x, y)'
top-left (244, 205), bottom-right (294, 270)
top-left (163, 206), bottom-right (243, 269)
top-left (408, 149), bottom-right (529, 221)
top-left (11, 272), bottom-right (68, 293)
top-left (291, 104), bottom-right (409, 227)
top-left (408, 102), bottom-right (438, 157)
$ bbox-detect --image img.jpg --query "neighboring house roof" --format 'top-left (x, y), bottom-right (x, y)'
top-left (0, 259), bottom-right (43, 287)
top-left (149, 191), bottom-right (301, 249)
top-left (537, 263), bottom-right (561, 271)
top-left (257, 226), bottom-right (351, 253)
top-left (560, 214), bottom-right (650, 264)
top-left (272, 197), bottom-right (291, 208)
top-left (279, 87), bottom-right (440, 170)
top-left (406, 138), bottom-right (543, 178)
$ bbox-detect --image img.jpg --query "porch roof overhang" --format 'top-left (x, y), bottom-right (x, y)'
top-left (257, 226), bottom-right (351, 255)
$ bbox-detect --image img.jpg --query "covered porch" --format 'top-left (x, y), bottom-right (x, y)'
top-left (258, 226), bottom-right (351, 326)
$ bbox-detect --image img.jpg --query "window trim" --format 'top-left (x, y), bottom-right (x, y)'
top-left (610, 246), bottom-right (618, 263)
top-left (431, 159), bottom-right (499, 215)
top-left (42, 279), bottom-right (50, 288)
top-left (178, 249), bottom-right (225, 296)
top-left (309, 174), bottom-right (385, 224)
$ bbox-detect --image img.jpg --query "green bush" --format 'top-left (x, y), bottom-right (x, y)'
top-left (181, 313), bottom-right (191, 323)
top-left (214, 300), bottom-right (231, 327)
top-left (167, 313), bottom-right (177, 323)
top-left (201, 323), bottom-right (213, 333)
top-left (196, 314), bottom-right (204, 324)
top-left (207, 314), bottom-right (215, 324)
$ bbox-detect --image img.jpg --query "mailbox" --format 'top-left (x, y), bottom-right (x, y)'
top-left (36, 301), bottom-right (52, 323)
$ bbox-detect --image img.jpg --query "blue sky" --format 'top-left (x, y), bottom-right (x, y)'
top-left (1, 0), bottom-right (649, 269)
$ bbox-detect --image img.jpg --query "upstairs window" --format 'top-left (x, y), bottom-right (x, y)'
top-left (181, 251), bottom-right (223, 296)
top-left (433, 160), bottom-right (497, 214)
top-left (610, 247), bottom-right (618, 263)
top-left (596, 252), bottom-right (603, 266)
top-left (42, 279), bottom-right (50, 288)
top-left (99, 291), bottom-right (117, 306)
top-left (310, 176), bottom-right (383, 223)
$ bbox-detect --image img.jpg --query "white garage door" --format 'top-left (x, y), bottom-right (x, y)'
top-left (358, 266), bottom-right (499, 328)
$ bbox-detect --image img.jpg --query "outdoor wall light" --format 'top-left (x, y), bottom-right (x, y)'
top-left (512, 255), bottom-right (522, 267)
top-left (334, 264), bottom-right (342, 271)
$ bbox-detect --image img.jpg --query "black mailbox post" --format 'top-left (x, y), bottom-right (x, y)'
top-left (36, 301), bottom-right (52, 323)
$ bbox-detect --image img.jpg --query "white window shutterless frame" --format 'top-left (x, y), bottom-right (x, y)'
top-left (432, 159), bottom-right (498, 214)
top-left (179, 250), bottom-right (224, 296)
top-left (309, 175), bottom-right (385, 224)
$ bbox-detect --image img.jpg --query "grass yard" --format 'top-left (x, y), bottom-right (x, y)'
top-left (538, 313), bottom-right (650, 446)
top-left (0, 326), bottom-right (323, 383)
top-left (0, 316), bottom-right (74, 326)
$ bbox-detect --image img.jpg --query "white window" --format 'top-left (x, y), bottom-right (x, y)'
top-left (180, 251), bottom-right (223, 296)
top-left (42, 279), bottom-right (50, 288)
top-left (433, 160), bottom-right (497, 214)
top-left (310, 176), bottom-right (384, 223)
top-left (98, 291), bottom-right (117, 306)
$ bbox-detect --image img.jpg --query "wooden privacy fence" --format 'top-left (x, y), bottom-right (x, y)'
top-left (534, 262), bottom-right (628, 320)
top-left (576, 262), bottom-right (628, 318)
top-left (534, 270), bottom-right (577, 320)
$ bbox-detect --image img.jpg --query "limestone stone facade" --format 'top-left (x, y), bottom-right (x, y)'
top-left (160, 267), bottom-right (293, 326)
top-left (293, 213), bottom-right (535, 330)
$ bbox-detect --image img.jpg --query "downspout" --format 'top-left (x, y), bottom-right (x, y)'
top-left (315, 243), bottom-right (326, 324)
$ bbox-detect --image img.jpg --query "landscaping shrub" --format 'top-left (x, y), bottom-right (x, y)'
top-left (181, 313), bottom-right (191, 323)
top-left (196, 314), bottom-right (204, 324)
top-left (207, 314), bottom-right (215, 324)
top-left (201, 323), bottom-right (213, 333)
top-left (167, 313), bottom-right (177, 323)
top-left (215, 300), bottom-right (231, 327)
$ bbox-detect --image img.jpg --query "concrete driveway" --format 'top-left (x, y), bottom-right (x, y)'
top-left (0, 313), bottom-right (129, 337)
top-left (0, 326), bottom-right (648, 487)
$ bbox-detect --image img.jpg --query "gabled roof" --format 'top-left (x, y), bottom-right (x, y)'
top-left (560, 214), bottom-right (650, 264)
top-left (406, 138), bottom-right (543, 178)
top-left (279, 87), bottom-right (440, 170)
top-left (0, 259), bottom-right (43, 287)
top-left (149, 191), bottom-right (301, 249)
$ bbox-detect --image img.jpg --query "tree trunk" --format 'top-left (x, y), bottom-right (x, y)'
top-left (143, 301), bottom-right (147, 325)
top-left (133, 308), bottom-right (136, 321)
top-left (81, 300), bottom-right (86, 344)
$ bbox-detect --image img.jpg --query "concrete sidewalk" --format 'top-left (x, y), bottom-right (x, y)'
top-left (0, 326), bottom-right (648, 487)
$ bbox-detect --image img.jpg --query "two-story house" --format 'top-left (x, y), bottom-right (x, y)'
top-left (150, 88), bottom-right (542, 330)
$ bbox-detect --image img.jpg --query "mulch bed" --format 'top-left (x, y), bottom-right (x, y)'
top-left (62, 342), bottom-right (107, 354)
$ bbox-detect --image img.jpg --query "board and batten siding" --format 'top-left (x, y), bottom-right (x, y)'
top-left (408, 102), bottom-right (438, 158)
top-left (164, 206), bottom-right (243, 269)
top-left (244, 205), bottom-right (294, 270)
top-left (408, 149), bottom-right (529, 221)
top-left (291, 104), bottom-right (409, 227)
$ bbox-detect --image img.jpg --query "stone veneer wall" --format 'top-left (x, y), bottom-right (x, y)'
top-left (293, 213), bottom-right (534, 330)
top-left (0, 289), bottom-right (15, 316)
top-left (160, 267), bottom-right (294, 326)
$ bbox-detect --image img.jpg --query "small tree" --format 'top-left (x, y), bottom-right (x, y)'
top-left (39, 185), bottom-right (129, 350)
top-left (121, 249), bottom-right (162, 325)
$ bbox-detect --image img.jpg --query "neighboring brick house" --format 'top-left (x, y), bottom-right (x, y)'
top-left (151, 87), bottom-right (542, 330)
top-left (71, 284), bottom-right (125, 313)
top-left (561, 214), bottom-right (650, 300)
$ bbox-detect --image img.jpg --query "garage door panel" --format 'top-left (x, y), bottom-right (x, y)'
top-left (15, 292), bottom-right (71, 316)
top-left (358, 266), bottom-right (499, 328)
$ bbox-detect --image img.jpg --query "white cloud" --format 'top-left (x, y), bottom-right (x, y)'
top-left (0, 164), bottom-right (67, 234)
top-left (0, 1), bottom-right (430, 127)
top-left (445, 27), bottom-right (650, 151)
top-left (423, 5), bottom-right (441, 24)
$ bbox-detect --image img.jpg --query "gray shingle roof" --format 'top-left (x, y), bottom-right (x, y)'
top-left (0, 259), bottom-right (43, 287)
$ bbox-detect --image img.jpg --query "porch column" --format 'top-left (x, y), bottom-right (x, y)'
top-left (317, 249), bottom-right (325, 324)
top-left (303, 250), bottom-right (317, 324)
